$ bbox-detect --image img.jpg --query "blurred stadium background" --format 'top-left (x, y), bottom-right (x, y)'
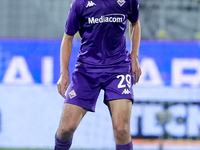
top-left (0, 0), bottom-right (200, 150)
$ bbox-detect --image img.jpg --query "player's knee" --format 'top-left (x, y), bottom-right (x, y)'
top-left (113, 124), bottom-right (129, 140)
top-left (59, 125), bottom-right (76, 139)
top-left (62, 126), bottom-right (76, 134)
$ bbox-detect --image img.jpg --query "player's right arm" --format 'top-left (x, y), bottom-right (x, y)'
top-left (57, 0), bottom-right (82, 98)
top-left (57, 33), bottom-right (74, 99)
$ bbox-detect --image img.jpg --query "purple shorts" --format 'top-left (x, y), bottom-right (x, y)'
top-left (65, 71), bottom-right (134, 112)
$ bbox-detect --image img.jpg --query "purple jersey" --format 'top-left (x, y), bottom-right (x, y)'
top-left (65, 0), bottom-right (139, 73)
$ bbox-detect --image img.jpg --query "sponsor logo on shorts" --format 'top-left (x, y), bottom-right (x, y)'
top-left (122, 89), bottom-right (131, 94)
top-left (88, 14), bottom-right (125, 24)
top-left (69, 89), bottom-right (77, 99)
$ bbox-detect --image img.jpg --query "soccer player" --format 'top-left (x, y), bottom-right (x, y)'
top-left (55, 0), bottom-right (141, 149)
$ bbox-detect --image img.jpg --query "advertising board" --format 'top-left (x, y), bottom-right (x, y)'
top-left (0, 40), bottom-right (199, 149)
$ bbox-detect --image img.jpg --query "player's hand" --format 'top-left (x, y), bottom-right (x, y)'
top-left (57, 74), bottom-right (70, 99)
top-left (131, 57), bottom-right (142, 84)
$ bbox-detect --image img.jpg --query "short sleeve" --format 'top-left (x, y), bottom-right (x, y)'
top-left (128, 0), bottom-right (139, 23)
top-left (65, 0), bottom-right (81, 36)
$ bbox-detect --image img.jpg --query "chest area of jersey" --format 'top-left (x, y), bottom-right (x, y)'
top-left (83, 0), bottom-right (130, 24)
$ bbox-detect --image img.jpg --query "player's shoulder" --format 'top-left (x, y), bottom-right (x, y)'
top-left (129, 0), bottom-right (139, 4)
top-left (130, 0), bottom-right (139, 2)
top-left (71, 0), bottom-right (87, 7)
top-left (70, 0), bottom-right (86, 10)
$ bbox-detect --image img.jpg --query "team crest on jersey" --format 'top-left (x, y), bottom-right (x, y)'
top-left (117, 0), bottom-right (126, 7)
top-left (69, 89), bottom-right (77, 99)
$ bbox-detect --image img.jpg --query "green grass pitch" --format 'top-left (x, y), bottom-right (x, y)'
top-left (0, 149), bottom-right (92, 150)
top-left (0, 148), bottom-right (110, 150)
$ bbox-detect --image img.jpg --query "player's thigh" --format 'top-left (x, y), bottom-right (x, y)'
top-left (108, 99), bottom-right (132, 127)
top-left (58, 103), bottom-right (87, 133)
top-left (103, 72), bottom-right (134, 105)
top-left (65, 71), bottom-right (101, 112)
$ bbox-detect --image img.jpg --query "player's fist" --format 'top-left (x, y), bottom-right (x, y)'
top-left (131, 58), bottom-right (142, 84)
top-left (57, 74), bottom-right (70, 99)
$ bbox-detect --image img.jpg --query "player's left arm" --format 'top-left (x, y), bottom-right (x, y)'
top-left (129, 19), bottom-right (142, 84)
top-left (57, 33), bottom-right (74, 99)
